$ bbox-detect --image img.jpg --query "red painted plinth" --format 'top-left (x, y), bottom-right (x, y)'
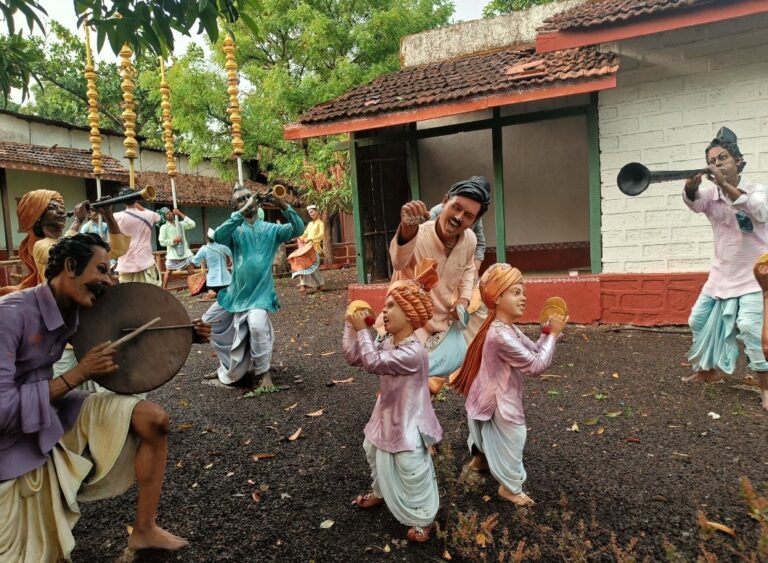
top-left (347, 272), bottom-right (709, 326)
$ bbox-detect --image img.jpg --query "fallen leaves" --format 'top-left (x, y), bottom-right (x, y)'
top-left (707, 411), bottom-right (721, 420)
top-left (204, 463), bottom-right (213, 469)
top-left (306, 409), bottom-right (325, 417)
top-left (442, 549), bottom-right (452, 560)
top-left (606, 411), bottom-right (623, 418)
top-left (697, 512), bottom-right (736, 536)
top-left (177, 422), bottom-right (195, 431)
top-left (252, 490), bottom-right (261, 503)
top-left (253, 453), bottom-right (276, 461)
top-left (568, 422), bottom-right (579, 432)
top-left (611, 372), bottom-right (620, 379)
top-left (284, 402), bottom-right (298, 411)
top-left (288, 428), bottom-right (302, 441)
top-left (320, 351), bottom-right (335, 356)
top-left (319, 519), bottom-right (334, 529)
top-left (584, 417), bottom-right (600, 426)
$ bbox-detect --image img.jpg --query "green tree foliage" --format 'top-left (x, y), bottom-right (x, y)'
top-left (482, 0), bottom-right (556, 18)
top-left (19, 22), bottom-right (162, 141)
top-left (169, 0), bottom-right (453, 218)
top-left (0, 0), bottom-right (257, 102)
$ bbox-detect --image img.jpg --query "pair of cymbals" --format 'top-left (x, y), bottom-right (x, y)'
top-left (538, 296), bottom-right (568, 324)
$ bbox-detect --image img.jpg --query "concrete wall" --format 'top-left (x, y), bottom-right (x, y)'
top-left (400, 0), bottom-right (586, 68)
top-left (598, 13), bottom-right (768, 273)
top-left (417, 110), bottom-right (589, 249)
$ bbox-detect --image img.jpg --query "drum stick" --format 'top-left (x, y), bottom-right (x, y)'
top-left (112, 317), bottom-right (161, 347)
top-left (120, 319), bottom-right (218, 332)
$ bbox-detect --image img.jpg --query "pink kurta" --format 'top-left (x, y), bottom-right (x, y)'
top-left (389, 220), bottom-right (476, 336)
top-left (343, 325), bottom-right (442, 453)
top-left (683, 179), bottom-right (768, 299)
top-left (465, 321), bottom-right (557, 425)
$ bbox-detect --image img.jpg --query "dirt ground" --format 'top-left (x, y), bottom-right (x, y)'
top-left (71, 269), bottom-right (768, 562)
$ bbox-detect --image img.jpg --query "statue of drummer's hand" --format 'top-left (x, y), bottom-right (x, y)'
top-left (192, 320), bottom-right (212, 343)
top-left (75, 341), bottom-right (118, 382)
top-left (684, 173), bottom-right (703, 191)
top-left (547, 313), bottom-right (569, 336)
top-left (346, 311), bottom-right (369, 332)
top-left (399, 201), bottom-right (430, 241)
top-left (94, 195), bottom-right (115, 219)
top-left (266, 193), bottom-right (288, 211)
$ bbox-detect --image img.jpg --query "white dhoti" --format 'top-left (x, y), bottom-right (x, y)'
top-left (363, 439), bottom-right (438, 527)
top-left (0, 393), bottom-right (140, 563)
top-left (202, 301), bottom-right (274, 385)
top-left (467, 413), bottom-right (527, 494)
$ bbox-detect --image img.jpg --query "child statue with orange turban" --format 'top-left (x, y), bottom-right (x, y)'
top-left (342, 259), bottom-right (443, 542)
top-left (450, 264), bottom-right (568, 506)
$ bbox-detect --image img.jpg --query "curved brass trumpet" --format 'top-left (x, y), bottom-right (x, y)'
top-left (617, 163), bottom-right (709, 196)
top-left (67, 186), bottom-right (156, 216)
top-left (271, 184), bottom-right (287, 199)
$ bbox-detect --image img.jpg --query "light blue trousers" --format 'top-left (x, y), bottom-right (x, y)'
top-left (687, 291), bottom-right (768, 374)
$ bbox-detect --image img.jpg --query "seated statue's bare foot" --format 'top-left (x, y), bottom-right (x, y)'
top-left (128, 525), bottom-right (188, 551)
top-left (498, 485), bottom-right (534, 506)
top-left (682, 370), bottom-right (721, 383)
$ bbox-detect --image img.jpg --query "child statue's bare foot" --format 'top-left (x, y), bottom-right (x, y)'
top-left (682, 370), bottom-right (721, 383)
top-left (354, 491), bottom-right (384, 509)
top-left (406, 524), bottom-right (432, 542)
top-left (498, 485), bottom-right (534, 506)
top-left (127, 525), bottom-right (188, 551)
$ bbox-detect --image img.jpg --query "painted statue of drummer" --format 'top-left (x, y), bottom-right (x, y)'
top-left (0, 233), bottom-right (211, 560)
top-left (293, 204), bottom-right (325, 294)
top-left (386, 176), bottom-right (491, 377)
top-left (202, 184), bottom-right (305, 387)
top-left (682, 126), bottom-right (768, 411)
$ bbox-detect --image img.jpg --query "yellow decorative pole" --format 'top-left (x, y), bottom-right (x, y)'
top-left (119, 43), bottom-right (138, 188)
top-left (159, 57), bottom-right (179, 210)
top-left (223, 34), bottom-right (245, 187)
top-left (84, 23), bottom-right (103, 229)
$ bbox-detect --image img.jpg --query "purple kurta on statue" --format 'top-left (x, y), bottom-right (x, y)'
top-left (0, 284), bottom-right (87, 481)
top-left (343, 325), bottom-right (442, 453)
top-left (465, 321), bottom-right (557, 426)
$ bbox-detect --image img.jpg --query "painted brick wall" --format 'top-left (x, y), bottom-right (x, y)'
top-left (598, 13), bottom-right (768, 273)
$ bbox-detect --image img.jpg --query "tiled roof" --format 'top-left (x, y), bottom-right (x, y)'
top-left (289, 45), bottom-right (618, 130)
top-left (540, 0), bottom-right (711, 32)
top-left (0, 141), bottom-right (128, 181)
top-left (136, 171), bottom-right (300, 208)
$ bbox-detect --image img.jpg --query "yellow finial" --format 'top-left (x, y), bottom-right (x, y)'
top-left (159, 57), bottom-right (177, 177)
top-left (222, 35), bottom-right (244, 157)
top-left (119, 43), bottom-right (138, 173)
top-left (84, 24), bottom-right (102, 176)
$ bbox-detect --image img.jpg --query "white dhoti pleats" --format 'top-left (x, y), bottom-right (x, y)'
top-left (362, 439), bottom-right (438, 527)
top-left (203, 302), bottom-right (274, 385)
top-left (467, 413), bottom-right (527, 494)
top-left (0, 393), bottom-right (140, 563)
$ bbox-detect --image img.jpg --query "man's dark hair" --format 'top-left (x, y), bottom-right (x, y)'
top-left (706, 127), bottom-right (746, 172)
top-left (45, 233), bottom-right (110, 281)
top-left (118, 185), bottom-right (135, 198)
top-left (446, 176), bottom-right (492, 218)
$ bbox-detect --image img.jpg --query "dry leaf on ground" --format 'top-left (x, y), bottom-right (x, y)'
top-left (252, 490), bottom-right (261, 503)
top-left (307, 409), bottom-right (325, 417)
top-left (331, 377), bottom-right (355, 384)
top-left (177, 422), bottom-right (194, 431)
top-left (253, 453), bottom-right (276, 461)
top-left (284, 402), bottom-right (298, 411)
top-left (288, 428), bottom-right (302, 441)
top-left (320, 519), bottom-right (334, 529)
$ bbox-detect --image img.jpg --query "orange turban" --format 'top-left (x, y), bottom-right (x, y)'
top-left (0, 189), bottom-right (64, 296)
top-left (450, 262), bottom-right (524, 396)
top-left (386, 258), bottom-right (438, 330)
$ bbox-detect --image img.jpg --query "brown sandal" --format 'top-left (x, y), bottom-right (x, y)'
top-left (406, 524), bottom-right (432, 542)
top-left (354, 492), bottom-right (384, 509)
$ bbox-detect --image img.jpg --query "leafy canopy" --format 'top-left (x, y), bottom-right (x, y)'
top-left (482, 0), bottom-right (557, 18)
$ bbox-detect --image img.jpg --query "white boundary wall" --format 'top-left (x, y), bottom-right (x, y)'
top-left (598, 13), bottom-right (768, 273)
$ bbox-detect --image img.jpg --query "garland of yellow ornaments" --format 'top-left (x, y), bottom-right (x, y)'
top-left (83, 24), bottom-right (104, 230)
top-left (223, 34), bottom-right (245, 187)
top-left (119, 43), bottom-right (139, 188)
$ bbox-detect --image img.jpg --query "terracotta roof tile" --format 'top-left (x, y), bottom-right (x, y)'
top-left (540, 0), bottom-right (707, 32)
top-left (0, 141), bottom-right (127, 181)
top-left (135, 171), bottom-right (299, 208)
top-left (292, 45), bottom-right (618, 127)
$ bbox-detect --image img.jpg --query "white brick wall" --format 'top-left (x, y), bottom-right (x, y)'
top-left (599, 13), bottom-right (768, 273)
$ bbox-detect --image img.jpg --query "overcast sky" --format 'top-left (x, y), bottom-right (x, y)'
top-left (10, 0), bottom-right (487, 102)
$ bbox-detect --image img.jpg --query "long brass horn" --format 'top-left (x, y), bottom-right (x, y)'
top-left (67, 186), bottom-right (156, 216)
top-left (617, 162), bottom-right (709, 196)
top-left (271, 184), bottom-right (287, 199)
